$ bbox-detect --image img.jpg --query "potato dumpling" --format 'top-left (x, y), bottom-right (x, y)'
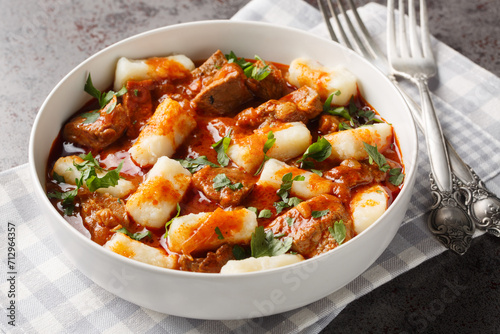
top-left (113, 55), bottom-right (195, 91)
top-left (324, 123), bottom-right (393, 161)
top-left (288, 57), bottom-right (357, 106)
top-left (167, 208), bottom-right (258, 255)
top-left (350, 184), bottom-right (389, 234)
top-left (220, 254), bottom-right (304, 274)
top-left (126, 156), bottom-right (191, 229)
top-left (257, 158), bottom-right (333, 199)
top-left (129, 98), bottom-right (196, 167)
top-left (104, 232), bottom-right (178, 269)
top-left (52, 155), bottom-right (135, 199)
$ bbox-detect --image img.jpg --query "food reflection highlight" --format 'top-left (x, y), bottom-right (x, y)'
top-left (46, 49), bottom-right (405, 274)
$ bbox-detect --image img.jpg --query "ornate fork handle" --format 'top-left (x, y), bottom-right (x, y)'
top-left (391, 77), bottom-right (500, 238)
top-left (428, 173), bottom-right (475, 255)
top-left (457, 166), bottom-right (500, 237)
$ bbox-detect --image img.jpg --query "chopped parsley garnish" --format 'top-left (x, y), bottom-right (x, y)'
top-left (212, 173), bottom-right (243, 191)
top-left (80, 110), bottom-right (100, 124)
top-left (49, 153), bottom-right (123, 214)
top-left (250, 226), bottom-right (293, 258)
top-left (212, 130), bottom-right (232, 167)
top-left (85, 74), bottom-right (127, 109)
top-left (258, 209), bottom-right (272, 219)
top-left (75, 152), bottom-right (123, 192)
top-left (311, 210), bottom-right (330, 218)
top-left (116, 227), bottom-right (152, 241)
top-left (177, 156), bottom-right (219, 173)
top-left (297, 137), bottom-right (332, 169)
top-left (247, 207), bottom-right (258, 214)
top-left (363, 142), bottom-right (405, 186)
top-left (225, 51), bottom-right (271, 81)
top-left (273, 173), bottom-right (305, 214)
top-left (285, 217), bottom-right (295, 227)
top-left (276, 173), bottom-right (305, 201)
top-left (83, 74), bottom-right (127, 118)
top-left (328, 220), bottom-right (346, 245)
top-left (164, 203), bottom-right (181, 238)
top-left (48, 178), bottom-right (82, 215)
top-left (388, 167), bottom-right (405, 186)
top-left (52, 171), bottom-right (65, 184)
top-left (215, 227), bottom-right (224, 240)
top-left (338, 122), bottom-right (353, 131)
top-left (232, 244), bottom-right (248, 260)
top-left (323, 95), bottom-right (382, 128)
top-left (311, 169), bottom-right (323, 177)
top-left (254, 130), bottom-right (276, 175)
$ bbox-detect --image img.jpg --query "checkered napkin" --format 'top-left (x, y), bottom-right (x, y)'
top-left (2, 1), bottom-right (500, 333)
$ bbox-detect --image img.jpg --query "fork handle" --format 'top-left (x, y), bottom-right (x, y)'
top-left (414, 76), bottom-right (453, 192)
top-left (390, 77), bottom-right (474, 183)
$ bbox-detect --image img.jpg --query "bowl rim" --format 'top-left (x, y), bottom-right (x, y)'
top-left (28, 19), bottom-right (419, 280)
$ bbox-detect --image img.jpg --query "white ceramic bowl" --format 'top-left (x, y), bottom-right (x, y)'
top-left (29, 20), bottom-right (418, 320)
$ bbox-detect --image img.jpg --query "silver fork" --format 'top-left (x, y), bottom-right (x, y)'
top-left (386, 0), bottom-right (475, 254)
top-left (318, 0), bottom-right (500, 243)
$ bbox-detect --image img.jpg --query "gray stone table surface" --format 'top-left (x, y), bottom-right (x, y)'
top-left (1, 0), bottom-right (499, 333)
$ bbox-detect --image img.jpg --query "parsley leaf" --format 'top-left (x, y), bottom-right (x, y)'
top-left (324, 95), bottom-right (382, 128)
top-left (47, 177), bottom-right (83, 215)
top-left (328, 220), bottom-right (346, 245)
top-left (311, 210), bottom-right (330, 218)
top-left (52, 171), bottom-right (65, 184)
top-left (74, 153), bottom-right (123, 192)
top-left (247, 207), bottom-right (258, 214)
top-left (84, 73), bottom-right (127, 113)
top-left (232, 244), bottom-right (248, 260)
top-left (226, 52), bottom-right (271, 81)
top-left (212, 173), bottom-right (243, 191)
top-left (49, 153), bottom-right (123, 215)
top-left (215, 226), bottom-right (224, 240)
top-left (389, 167), bottom-right (405, 186)
top-left (272, 173), bottom-right (305, 214)
top-left (285, 217), bottom-right (295, 226)
top-left (116, 227), bottom-right (151, 241)
top-left (362, 142), bottom-right (405, 186)
top-left (297, 137), bottom-right (332, 167)
top-left (258, 209), bottom-right (272, 219)
top-left (362, 142), bottom-right (391, 172)
top-left (164, 203), bottom-right (181, 238)
top-left (212, 130), bottom-right (232, 167)
top-left (254, 131), bottom-right (276, 175)
top-left (276, 173), bottom-right (305, 202)
top-left (250, 226), bottom-right (293, 258)
top-left (311, 169), bottom-right (323, 177)
top-left (338, 122), bottom-right (353, 131)
top-left (177, 156), bottom-right (219, 173)
top-left (80, 110), bottom-right (100, 124)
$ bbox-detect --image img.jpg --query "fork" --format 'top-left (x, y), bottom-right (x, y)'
top-left (318, 0), bottom-right (500, 242)
top-left (387, 0), bottom-right (477, 254)
top-left (318, 0), bottom-right (483, 254)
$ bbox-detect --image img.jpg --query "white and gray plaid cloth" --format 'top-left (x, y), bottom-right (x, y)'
top-left (1, 1), bottom-right (499, 333)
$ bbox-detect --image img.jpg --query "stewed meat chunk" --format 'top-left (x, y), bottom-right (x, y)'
top-left (245, 60), bottom-right (288, 100)
top-left (80, 190), bottom-right (130, 245)
top-left (122, 79), bottom-right (155, 139)
top-left (235, 86), bottom-right (322, 127)
top-left (191, 49), bottom-right (228, 80)
top-left (178, 244), bottom-right (236, 273)
top-left (63, 96), bottom-right (129, 151)
top-left (268, 194), bottom-right (353, 258)
top-left (323, 159), bottom-right (386, 203)
top-left (192, 166), bottom-right (256, 207)
top-left (192, 63), bottom-right (253, 115)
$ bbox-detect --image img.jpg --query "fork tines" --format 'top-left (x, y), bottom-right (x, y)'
top-left (317, 0), bottom-right (383, 61)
